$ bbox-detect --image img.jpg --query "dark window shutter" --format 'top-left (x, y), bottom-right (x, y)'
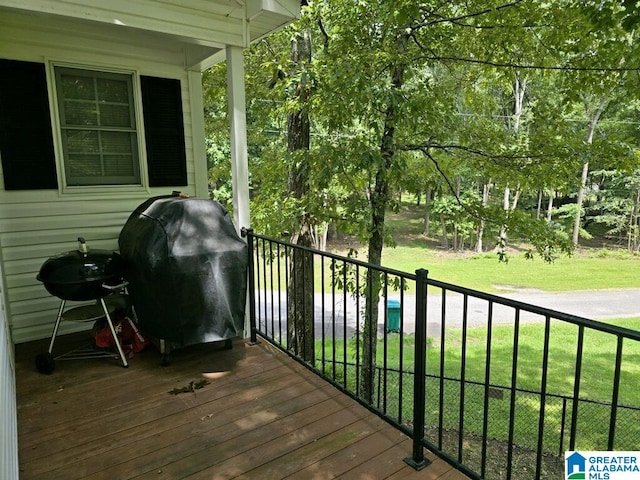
top-left (0, 59), bottom-right (58, 190)
top-left (141, 76), bottom-right (187, 187)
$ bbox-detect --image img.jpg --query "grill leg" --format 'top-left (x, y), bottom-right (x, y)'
top-left (47, 300), bottom-right (66, 355)
top-left (159, 339), bottom-right (171, 366)
top-left (99, 298), bottom-right (129, 368)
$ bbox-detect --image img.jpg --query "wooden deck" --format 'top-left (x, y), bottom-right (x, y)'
top-left (15, 332), bottom-right (471, 480)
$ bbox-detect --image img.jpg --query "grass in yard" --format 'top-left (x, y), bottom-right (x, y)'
top-left (315, 317), bottom-right (640, 452)
top-left (379, 247), bottom-right (639, 293)
top-left (329, 200), bottom-right (640, 293)
top-left (252, 229), bottom-right (640, 296)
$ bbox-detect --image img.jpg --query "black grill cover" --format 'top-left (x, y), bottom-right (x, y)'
top-left (118, 196), bottom-right (247, 346)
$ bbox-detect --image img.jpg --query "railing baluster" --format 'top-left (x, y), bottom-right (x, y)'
top-left (439, 288), bottom-right (446, 450)
top-left (506, 308), bottom-right (521, 480)
top-left (284, 244), bottom-right (290, 349)
top-left (356, 265), bottom-right (362, 398)
top-left (535, 316), bottom-right (552, 479)
top-left (480, 300), bottom-right (493, 479)
top-left (321, 257), bottom-right (326, 376)
top-left (457, 293), bottom-right (468, 464)
top-left (398, 279), bottom-right (405, 426)
top-left (261, 238), bottom-right (268, 336)
top-left (569, 325), bottom-right (584, 451)
top-left (608, 336), bottom-right (624, 449)
top-left (382, 273), bottom-right (389, 414)
top-left (559, 398), bottom-right (567, 456)
top-left (331, 258), bottom-right (337, 383)
top-left (255, 239), bottom-right (267, 334)
top-left (276, 242), bottom-right (282, 343)
top-left (269, 242), bottom-right (275, 340)
top-left (346, 261), bottom-right (352, 392)
top-left (244, 229), bottom-right (258, 344)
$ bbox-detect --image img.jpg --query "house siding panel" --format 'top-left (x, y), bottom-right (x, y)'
top-left (0, 275), bottom-right (18, 480)
top-left (0, 10), bottom-right (202, 343)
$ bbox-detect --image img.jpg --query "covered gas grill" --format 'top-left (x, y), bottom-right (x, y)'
top-left (118, 194), bottom-right (247, 364)
top-left (35, 237), bottom-right (130, 373)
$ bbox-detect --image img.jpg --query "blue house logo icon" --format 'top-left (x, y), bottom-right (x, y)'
top-left (566, 452), bottom-right (586, 479)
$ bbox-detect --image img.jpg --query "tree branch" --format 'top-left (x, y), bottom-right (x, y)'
top-left (413, 54), bottom-right (640, 72)
top-left (417, 0), bottom-right (525, 29)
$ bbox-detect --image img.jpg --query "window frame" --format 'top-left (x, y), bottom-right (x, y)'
top-left (49, 62), bottom-right (149, 194)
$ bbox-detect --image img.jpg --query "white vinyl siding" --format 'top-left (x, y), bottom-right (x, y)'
top-left (0, 283), bottom-right (18, 480)
top-left (0, 9), bottom-right (198, 343)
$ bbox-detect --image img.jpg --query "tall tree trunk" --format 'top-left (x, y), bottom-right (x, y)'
top-left (546, 191), bottom-right (554, 223)
top-left (498, 186), bottom-right (510, 256)
top-left (511, 188), bottom-right (521, 211)
top-left (629, 188), bottom-right (640, 253)
top-left (440, 215), bottom-right (449, 248)
top-left (423, 187), bottom-right (431, 235)
top-left (453, 176), bottom-right (461, 251)
top-left (572, 95), bottom-right (607, 246)
top-left (286, 29), bottom-right (314, 363)
top-left (476, 181), bottom-right (491, 253)
top-left (499, 73), bottom-right (527, 255)
top-left (362, 34), bottom-right (407, 404)
top-left (536, 190), bottom-right (543, 220)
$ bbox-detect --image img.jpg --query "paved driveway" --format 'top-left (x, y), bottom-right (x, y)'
top-left (255, 288), bottom-right (640, 339)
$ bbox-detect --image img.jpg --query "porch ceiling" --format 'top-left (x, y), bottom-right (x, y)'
top-left (0, 0), bottom-right (300, 70)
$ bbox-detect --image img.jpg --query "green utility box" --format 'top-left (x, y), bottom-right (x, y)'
top-left (386, 299), bottom-right (401, 332)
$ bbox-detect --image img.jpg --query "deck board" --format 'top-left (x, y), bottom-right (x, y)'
top-left (15, 333), bottom-right (470, 480)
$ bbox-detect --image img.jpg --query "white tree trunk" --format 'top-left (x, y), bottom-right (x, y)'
top-left (572, 95), bottom-right (607, 246)
top-left (476, 181), bottom-right (491, 253)
top-left (546, 191), bottom-right (554, 223)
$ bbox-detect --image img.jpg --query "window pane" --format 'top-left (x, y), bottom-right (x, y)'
top-left (101, 131), bottom-right (134, 154)
top-left (68, 153), bottom-right (102, 177)
top-left (60, 75), bottom-right (94, 100)
top-left (104, 155), bottom-right (135, 176)
top-left (97, 78), bottom-right (129, 103)
top-left (64, 101), bottom-right (98, 126)
top-left (99, 104), bottom-right (132, 128)
top-left (66, 130), bottom-right (99, 153)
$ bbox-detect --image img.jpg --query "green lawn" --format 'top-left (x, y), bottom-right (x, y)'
top-left (379, 246), bottom-right (640, 293)
top-left (316, 317), bottom-right (640, 452)
top-left (325, 200), bottom-right (640, 293)
top-left (258, 216), bottom-right (640, 295)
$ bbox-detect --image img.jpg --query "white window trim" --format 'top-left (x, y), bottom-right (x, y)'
top-left (46, 61), bottom-right (150, 197)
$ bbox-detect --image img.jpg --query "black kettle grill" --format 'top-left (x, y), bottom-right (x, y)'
top-left (37, 237), bottom-right (124, 301)
top-left (35, 238), bottom-right (130, 374)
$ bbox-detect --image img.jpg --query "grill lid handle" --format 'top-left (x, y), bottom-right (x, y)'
top-left (77, 237), bottom-right (89, 255)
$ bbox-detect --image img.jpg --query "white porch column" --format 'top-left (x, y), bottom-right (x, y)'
top-left (188, 70), bottom-right (209, 199)
top-left (226, 45), bottom-right (250, 233)
top-left (226, 45), bottom-right (252, 338)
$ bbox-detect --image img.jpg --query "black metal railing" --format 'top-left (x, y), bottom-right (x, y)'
top-left (243, 230), bottom-right (640, 480)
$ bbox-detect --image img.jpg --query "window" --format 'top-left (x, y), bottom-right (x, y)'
top-left (0, 59), bottom-right (187, 191)
top-left (54, 67), bottom-right (140, 186)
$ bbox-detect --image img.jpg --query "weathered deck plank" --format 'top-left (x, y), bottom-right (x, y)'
top-left (15, 333), bottom-right (470, 480)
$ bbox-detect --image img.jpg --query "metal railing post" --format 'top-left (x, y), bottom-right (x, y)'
top-left (405, 268), bottom-right (431, 470)
top-left (242, 228), bottom-right (258, 344)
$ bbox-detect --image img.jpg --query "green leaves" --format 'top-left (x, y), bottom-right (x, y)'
top-left (203, 0), bottom-right (640, 261)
